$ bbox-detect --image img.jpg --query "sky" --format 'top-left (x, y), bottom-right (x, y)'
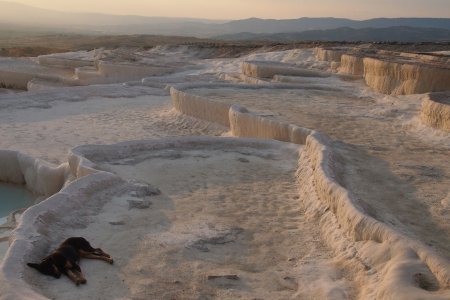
top-left (9, 0), bottom-right (450, 19)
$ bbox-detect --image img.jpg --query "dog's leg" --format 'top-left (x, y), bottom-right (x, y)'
top-left (74, 271), bottom-right (87, 284)
top-left (95, 248), bottom-right (112, 258)
top-left (65, 269), bottom-right (84, 286)
top-left (76, 239), bottom-right (112, 259)
top-left (76, 238), bottom-right (111, 258)
top-left (80, 251), bottom-right (114, 264)
top-left (64, 261), bottom-right (86, 285)
top-left (72, 262), bottom-right (87, 284)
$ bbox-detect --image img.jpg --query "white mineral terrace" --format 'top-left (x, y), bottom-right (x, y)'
top-left (0, 46), bottom-right (448, 299)
top-left (316, 47), bottom-right (450, 95)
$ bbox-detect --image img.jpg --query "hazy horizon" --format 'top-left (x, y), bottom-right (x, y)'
top-left (5, 0), bottom-right (450, 20)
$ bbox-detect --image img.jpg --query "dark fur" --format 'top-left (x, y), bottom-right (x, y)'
top-left (27, 237), bottom-right (113, 285)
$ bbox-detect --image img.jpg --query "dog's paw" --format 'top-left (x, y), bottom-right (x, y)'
top-left (109, 258), bottom-right (114, 265)
top-left (76, 278), bottom-right (87, 286)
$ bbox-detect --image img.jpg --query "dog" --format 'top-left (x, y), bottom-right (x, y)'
top-left (27, 237), bottom-right (113, 285)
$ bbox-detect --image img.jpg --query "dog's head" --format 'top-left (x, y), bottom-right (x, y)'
top-left (27, 258), bottom-right (61, 278)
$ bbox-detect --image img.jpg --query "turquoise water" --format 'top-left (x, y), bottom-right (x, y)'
top-left (0, 183), bottom-right (35, 223)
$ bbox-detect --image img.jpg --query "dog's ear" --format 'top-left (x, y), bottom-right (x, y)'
top-left (27, 263), bottom-right (41, 270)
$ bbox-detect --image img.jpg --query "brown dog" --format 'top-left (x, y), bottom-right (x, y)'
top-left (27, 237), bottom-right (113, 285)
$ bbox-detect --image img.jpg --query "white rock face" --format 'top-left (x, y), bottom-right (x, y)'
top-left (298, 132), bottom-right (450, 299)
top-left (339, 54), bottom-right (365, 76)
top-left (0, 57), bottom-right (74, 90)
top-left (0, 48), bottom-right (190, 91)
top-left (229, 105), bottom-right (313, 144)
top-left (38, 52), bottom-right (95, 69)
top-left (421, 92), bottom-right (450, 131)
top-left (1, 137), bottom-right (322, 299)
top-left (171, 83), bottom-right (314, 144)
top-left (0, 45), bottom-right (448, 299)
top-left (316, 47), bottom-right (450, 95)
top-left (170, 85), bottom-right (232, 127)
top-left (168, 58), bottom-right (450, 298)
top-left (315, 48), bottom-right (345, 62)
top-left (0, 150), bottom-right (67, 197)
top-left (363, 57), bottom-right (450, 95)
top-left (242, 61), bottom-right (329, 79)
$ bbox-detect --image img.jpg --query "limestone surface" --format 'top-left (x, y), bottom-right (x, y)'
top-left (0, 45), bottom-right (448, 300)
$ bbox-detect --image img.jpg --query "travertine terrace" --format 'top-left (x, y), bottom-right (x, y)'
top-left (421, 92), bottom-right (450, 131)
top-left (0, 44), bottom-right (448, 299)
top-left (316, 47), bottom-right (450, 95)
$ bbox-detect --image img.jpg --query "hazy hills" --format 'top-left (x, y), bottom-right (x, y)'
top-left (215, 27), bottom-right (450, 42)
top-left (222, 18), bottom-right (450, 34)
top-left (1, 1), bottom-right (449, 42)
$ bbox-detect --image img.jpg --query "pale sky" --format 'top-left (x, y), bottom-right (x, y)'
top-left (9, 0), bottom-right (450, 19)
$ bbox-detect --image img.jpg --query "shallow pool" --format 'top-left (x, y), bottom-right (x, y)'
top-left (0, 183), bottom-right (35, 224)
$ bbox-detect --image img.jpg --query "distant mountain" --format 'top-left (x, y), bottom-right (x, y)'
top-left (0, 1), bottom-right (226, 35)
top-left (0, 1), bottom-right (449, 39)
top-left (214, 27), bottom-right (450, 43)
top-left (0, 1), bottom-right (224, 26)
top-left (218, 17), bottom-right (355, 34)
top-left (95, 17), bottom-right (450, 37)
top-left (221, 17), bottom-right (450, 34)
top-left (357, 18), bottom-right (450, 29)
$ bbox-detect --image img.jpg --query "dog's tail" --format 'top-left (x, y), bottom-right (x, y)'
top-left (27, 263), bottom-right (40, 269)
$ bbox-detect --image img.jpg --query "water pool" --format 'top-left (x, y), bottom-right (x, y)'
top-left (0, 183), bottom-right (35, 224)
